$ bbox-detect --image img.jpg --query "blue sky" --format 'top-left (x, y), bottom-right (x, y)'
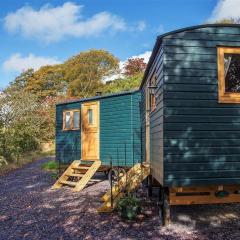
top-left (0, 0), bottom-right (236, 89)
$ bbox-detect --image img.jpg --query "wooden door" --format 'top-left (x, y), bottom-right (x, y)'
top-left (81, 101), bottom-right (100, 160)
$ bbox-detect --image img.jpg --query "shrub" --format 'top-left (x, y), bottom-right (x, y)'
top-left (117, 195), bottom-right (141, 220)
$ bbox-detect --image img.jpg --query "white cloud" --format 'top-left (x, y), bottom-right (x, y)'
top-left (126, 51), bottom-right (152, 64)
top-left (136, 21), bottom-right (146, 32)
top-left (3, 53), bottom-right (61, 73)
top-left (209, 0), bottom-right (240, 21)
top-left (104, 51), bottom-right (151, 82)
top-left (3, 2), bottom-right (144, 43)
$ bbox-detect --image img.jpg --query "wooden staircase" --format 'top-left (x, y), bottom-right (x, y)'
top-left (98, 163), bottom-right (150, 213)
top-left (52, 160), bottom-right (101, 192)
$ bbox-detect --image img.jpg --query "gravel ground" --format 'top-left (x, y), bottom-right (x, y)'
top-left (0, 158), bottom-right (240, 240)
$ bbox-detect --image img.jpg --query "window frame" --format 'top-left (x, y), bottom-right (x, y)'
top-left (149, 73), bottom-right (157, 112)
top-left (63, 109), bottom-right (80, 131)
top-left (218, 46), bottom-right (240, 103)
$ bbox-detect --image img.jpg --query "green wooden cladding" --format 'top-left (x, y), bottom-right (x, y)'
top-left (142, 25), bottom-right (240, 187)
top-left (56, 91), bottom-right (142, 166)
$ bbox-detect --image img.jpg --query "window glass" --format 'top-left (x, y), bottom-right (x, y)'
top-left (224, 53), bottom-right (240, 92)
top-left (150, 73), bottom-right (157, 111)
top-left (88, 109), bottom-right (93, 124)
top-left (150, 94), bottom-right (156, 111)
top-left (65, 112), bottom-right (71, 129)
top-left (73, 111), bottom-right (80, 129)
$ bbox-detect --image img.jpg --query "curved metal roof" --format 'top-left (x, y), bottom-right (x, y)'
top-left (140, 23), bottom-right (240, 88)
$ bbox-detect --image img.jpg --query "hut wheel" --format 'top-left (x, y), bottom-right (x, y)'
top-left (108, 167), bottom-right (126, 185)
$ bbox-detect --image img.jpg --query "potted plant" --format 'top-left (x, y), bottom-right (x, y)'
top-left (117, 195), bottom-right (141, 220)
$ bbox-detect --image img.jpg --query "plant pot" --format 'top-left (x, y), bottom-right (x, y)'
top-left (120, 205), bottom-right (140, 220)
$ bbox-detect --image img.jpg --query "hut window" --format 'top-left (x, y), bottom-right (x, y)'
top-left (150, 93), bottom-right (156, 111)
top-left (64, 112), bottom-right (71, 129)
top-left (73, 111), bottom-right (80, 129)
top-left (218, 47), bottom-right (240, 103)
top-left (88, 109), bottom-right (93, 124)
top-left (150, 73), bottom-right (157, 111)
top-left (63, 110), bottom-right (80, 130)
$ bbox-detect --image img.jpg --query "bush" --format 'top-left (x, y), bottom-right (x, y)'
top-left (0, 156), bottom-right (8, 167)
top-left (117, 195), bottom-right (141, 220)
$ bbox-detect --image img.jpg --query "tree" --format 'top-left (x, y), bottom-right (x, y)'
top-left (5, 65), bottom-right (67, 102)
top-left (0, 89), bottom-right (50, 162)
top-left (9, 49), bottom-right (119, 100)
top-left (124, 58), bottom-right (147, 76)
top-left (25, 65), bottom-right (67, 100)
top-left (8, 69), bottom-right (34, 92)
top-left (65, 49), bottom-right (119, 97)
top-left (102, 73), bottom-right (143, 94)
top-left (213, 18), bottom-right (240, 24)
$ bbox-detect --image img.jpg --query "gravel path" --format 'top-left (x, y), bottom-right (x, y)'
top-left (0, 158), bottom-right (240, 240)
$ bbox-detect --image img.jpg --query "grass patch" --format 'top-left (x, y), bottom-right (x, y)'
top-left (41, 160), bottom-right (59, 180)
top-left (41, 160), bottom-right (58, 171)
top-left (50, 172), bottom-right (59, 180)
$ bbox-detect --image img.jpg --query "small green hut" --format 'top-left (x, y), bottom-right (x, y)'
top-left (56, 90), bottom-right (142, 167)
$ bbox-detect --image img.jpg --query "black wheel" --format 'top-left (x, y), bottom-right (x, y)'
top-left (108, 167), bottom-right (126, 185)
top-left (118, 168), bottom-right (126, 179)
top-left (108, 168), bottom-right (119, 185)
top-left (104, 169), bottom-right (110, 179)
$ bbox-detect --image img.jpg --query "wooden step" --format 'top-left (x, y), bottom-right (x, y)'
top-left (98, 163), bottom-right (150, 213)
top-left (89, 179), bottom-right (102, 183)
top-left (52, 160), bottom-right (81, 189)
top-left (73, 161), bottom-right (102, 192)
top-left (52, 160), bottom-right (101, 192)
top-left (59, 180), bottom-right (77, 187)
top-left (66, 173), bottom-right (85, 177)
top-left (72, 166), bottom-right (91, 170)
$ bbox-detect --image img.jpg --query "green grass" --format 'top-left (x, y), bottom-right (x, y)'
top-left (50, 172), bottom-right (59, 180)
top-left (41, 160), bottom-right (59, 171)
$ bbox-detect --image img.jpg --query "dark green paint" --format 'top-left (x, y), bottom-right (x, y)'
top-left (56, 91), bottom-right (141, 167)
top-left (142, 25), bottom-right (240, 187)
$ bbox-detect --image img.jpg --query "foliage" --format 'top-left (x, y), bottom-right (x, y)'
top-left (65, 49), bottom-right (119, 97)
top-left (0, 156), bottom-right (8, 168)
top-left (25, 65), bottom-right (67, 101)
top-left (102, 73), bottom-right (143, 94)
top-left (0, 89), bottom-right (49, 162)
top-left (212, 18), bottom-right (240, 24)
top-left (124, 58), bottom-right (147, 76)
top-left (41, 160), bottom-right (58, 171)
top-left (8, 69), bottom-right (34, 92)
top-left (117, 195), bottom-right (141, 208)
top-left (10, 49), bottom-right (120, 100)
top-left (1, 48), bottom-right (141, 164)
top-left (117, 195), bottom-right (141, 220)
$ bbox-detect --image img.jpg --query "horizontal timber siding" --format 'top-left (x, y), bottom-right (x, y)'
top-left (141, 44), bottom-right (164, 184)
top-left (162, 26), bottom-right (240, 187)
top-left (100, 92), bottom-right (141, 166)
top-left (56, 102), bottom-right (81, 164)
top-left (56, 92), bottom-right (141, 167)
